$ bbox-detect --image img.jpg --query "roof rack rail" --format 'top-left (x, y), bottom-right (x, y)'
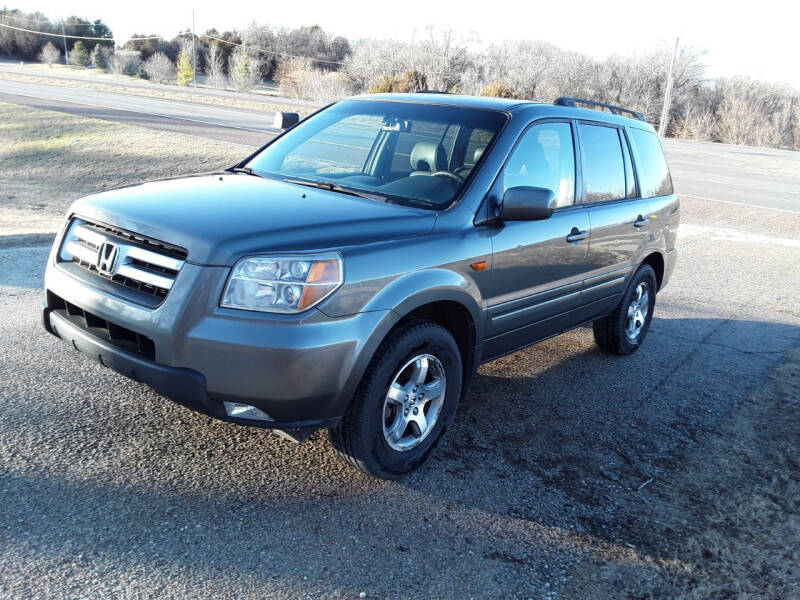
top-left (554, 97), bottom-right (646, 121)
top-left (414, 89), bottom-right (449, 94)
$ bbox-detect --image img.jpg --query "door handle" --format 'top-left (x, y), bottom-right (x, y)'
top-left (634, 215), bottom-right (650, 228)
top-left (566, 228), bottom-right (588, 243)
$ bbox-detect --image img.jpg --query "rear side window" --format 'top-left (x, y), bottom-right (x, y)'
top-left (628, 128), bottom-right (674, 198)
top-left (501, 122), bottom-right (575, 208)
top-left (580, 124), bottom-right (625, 203)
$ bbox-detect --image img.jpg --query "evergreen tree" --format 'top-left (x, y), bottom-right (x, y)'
top-left (68, 41), bottom-right (89, 67)
top-left (176, 49), bottom-right (194, 86)
top-left (90, 45), bottom-right (107, 70)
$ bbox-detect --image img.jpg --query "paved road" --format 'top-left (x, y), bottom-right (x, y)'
top-left (0, 62), bottom-right (323, 108)
top-left (2, 77), bottom-right (798, 213)
top-left (662, 138), bottom-right (800, 214)
top-left (0, 79), bottom-right (281, 147)
top-left (2, 197), bottom-right (799, 598)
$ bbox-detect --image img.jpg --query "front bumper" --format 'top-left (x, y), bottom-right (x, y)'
top-left (43, 254), bottom-right (398, 439)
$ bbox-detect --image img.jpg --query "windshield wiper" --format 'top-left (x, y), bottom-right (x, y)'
top-left (283, 178), bottom-right (387, 202)
top-left (229, 166), bottom-right (264, 178)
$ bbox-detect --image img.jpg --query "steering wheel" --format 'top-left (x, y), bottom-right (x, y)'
top-left (430, 171), bottom-right (465, 184)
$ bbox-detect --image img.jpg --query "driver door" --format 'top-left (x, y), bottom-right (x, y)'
top-left (484, 120), bottom-right (591, 359)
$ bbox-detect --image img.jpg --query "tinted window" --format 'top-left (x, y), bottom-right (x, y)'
top-left (580, 124), bottom-right (625, 203)
top-left (628, 128), bottom-right (673, 198)
top-left (501, 122), bottom-right (575, 208)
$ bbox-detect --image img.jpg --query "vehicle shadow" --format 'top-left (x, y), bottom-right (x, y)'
top-left (2, 316), bottom-right (798, 597)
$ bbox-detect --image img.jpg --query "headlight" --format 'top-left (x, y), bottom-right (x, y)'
top-left (220, 254), bottom-right (343, 314)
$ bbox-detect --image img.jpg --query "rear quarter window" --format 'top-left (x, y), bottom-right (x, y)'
top-left (628, 128), bottom-right (674, 198)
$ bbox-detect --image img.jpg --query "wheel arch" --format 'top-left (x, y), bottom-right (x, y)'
top-left (641, 251), bottom-right (665, 290)
top-left (337, 270), bottom-right (486, 415)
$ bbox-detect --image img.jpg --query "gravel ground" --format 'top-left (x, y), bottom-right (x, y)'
top-left (1, 196), bottom-right (798, 599)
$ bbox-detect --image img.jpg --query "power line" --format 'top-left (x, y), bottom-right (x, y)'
top-left (0, 22), bottom-right (158, 42)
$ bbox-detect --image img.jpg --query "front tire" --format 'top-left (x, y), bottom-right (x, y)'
top-left (329, 319), bottom-right (462, 479)
top-left (593, 263), bottom-right (657, 355)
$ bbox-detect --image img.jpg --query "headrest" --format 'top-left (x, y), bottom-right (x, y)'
top-left (410, 142), bottom-right (447, 172)
top-left (473, 146), bottom-right (486, 163)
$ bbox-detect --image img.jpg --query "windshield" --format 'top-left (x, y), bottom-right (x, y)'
top-left (245, 100), bottom-right (507, 209)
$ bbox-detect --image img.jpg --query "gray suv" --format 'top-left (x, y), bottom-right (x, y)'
top-left (42, 93), bottom-right (678, 478)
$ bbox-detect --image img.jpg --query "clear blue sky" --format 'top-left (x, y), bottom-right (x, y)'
top-left (21, 0), bottom-right (800, 88)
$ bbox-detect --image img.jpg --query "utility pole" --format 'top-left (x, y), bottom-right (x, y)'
top-left (658, 37), bottom-right (679, 137)
top-left (192, 9), bottom-right (196, 87)
top-left (60, 19), bottom-right (69, 65)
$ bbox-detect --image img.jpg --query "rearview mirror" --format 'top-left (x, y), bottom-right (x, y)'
top-left (500, 187), bottom-right (557, 221)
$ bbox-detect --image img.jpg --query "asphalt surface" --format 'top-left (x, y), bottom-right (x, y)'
top-left (1, 80), bottom-right (800, 598)
top-left (0, 62), bottom-right (323, 108)
top-left (0, 79), bottom-right (282, 147)
top-left (1, 77), bottom-right (799, 214)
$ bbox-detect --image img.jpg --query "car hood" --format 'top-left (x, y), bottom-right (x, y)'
top-left (69, 173), bottom-right (437, 265)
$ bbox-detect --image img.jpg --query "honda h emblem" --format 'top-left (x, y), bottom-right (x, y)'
top-left (96, 241), bottom-right (119, 276)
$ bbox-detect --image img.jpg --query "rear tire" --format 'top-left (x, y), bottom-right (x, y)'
top-left (328, 319), bottom-right (462, 479)
top-left (593, 263), bottom-right (657, 355)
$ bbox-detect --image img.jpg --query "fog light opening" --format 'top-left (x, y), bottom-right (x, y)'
top-left (223, 402), bottom-right (275, 422)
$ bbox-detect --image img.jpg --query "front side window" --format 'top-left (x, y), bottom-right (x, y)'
top-left (580, 124), bottom-right (626, 203)
top-left (628, 128), bottom-right (674, 198)
top-left (246, 100), bottom-right (507, 209)
top-left (500, 122), bottom-right (576, 208)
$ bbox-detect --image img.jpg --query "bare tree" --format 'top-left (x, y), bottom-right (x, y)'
top-left (142, 52), bottom-right (175, 84)
top-left (205, 44), bottom-right (227, 88)
top-left (38, 41), bottom-right (60, 67)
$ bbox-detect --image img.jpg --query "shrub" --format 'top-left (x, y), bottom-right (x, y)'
top-left (176, 49), bottom-right (194, 86)
top-left (38, 41), bottom-right (60, 67)
top-left (107, 50), bottom-right (142, 77)
top-left (68, 41), bottom-right (89, 67)
top-left (368, 74), bottom-right (403, 94)
top-left (480, 81), bottom-right (519, 99)
top-left (143, 52), bottom-right (175, 84)
top-left (399, 69), bottom-right (427, 92)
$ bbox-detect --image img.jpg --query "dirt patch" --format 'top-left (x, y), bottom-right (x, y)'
top-left (564, 349), bottom-right (800, 598)
top-left (0, 102), bottom-right (249, 238)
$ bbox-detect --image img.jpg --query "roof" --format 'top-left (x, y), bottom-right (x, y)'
top-left (351, 92), bottom-right (540, 112)
top-left (349, 93), bottom-right (653, 130)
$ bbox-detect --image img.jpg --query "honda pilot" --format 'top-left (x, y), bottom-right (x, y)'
top-left (42, 94), bottom-right (679, 478)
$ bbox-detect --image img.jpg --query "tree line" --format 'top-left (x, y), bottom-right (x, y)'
top-left (2, 8), bottom-right (798, 149)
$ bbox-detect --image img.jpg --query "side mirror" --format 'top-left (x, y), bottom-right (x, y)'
top-left (500, 186), bottom-right (557, 221)
top-left (273, 112), bottom-right (300, 130)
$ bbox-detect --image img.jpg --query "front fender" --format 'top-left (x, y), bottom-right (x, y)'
top-left (362, 268), bottom-right (486, 341)
top-left (330, 269), bottom-right (486, 416)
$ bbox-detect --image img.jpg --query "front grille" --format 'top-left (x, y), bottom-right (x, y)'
top-left (48, 291), bottom-right (156, 360)
top-left (58, 218), bottom-right (187, 305)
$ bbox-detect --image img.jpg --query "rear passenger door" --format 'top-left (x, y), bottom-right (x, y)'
top-left (577, 122), bottom-right (651, 309)
top-left (484, 120), bottom-right (591, 357)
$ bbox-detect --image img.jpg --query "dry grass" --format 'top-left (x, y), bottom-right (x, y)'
top-left (0, 70), bottom-right (316, 117)
top-left (0, 102), bottom-right (249, 239)
top-left (566, 349), bottom-right (800, 598)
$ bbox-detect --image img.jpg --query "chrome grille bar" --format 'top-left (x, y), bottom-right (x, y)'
top-left (59, 218), bottom-right (186, 302)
